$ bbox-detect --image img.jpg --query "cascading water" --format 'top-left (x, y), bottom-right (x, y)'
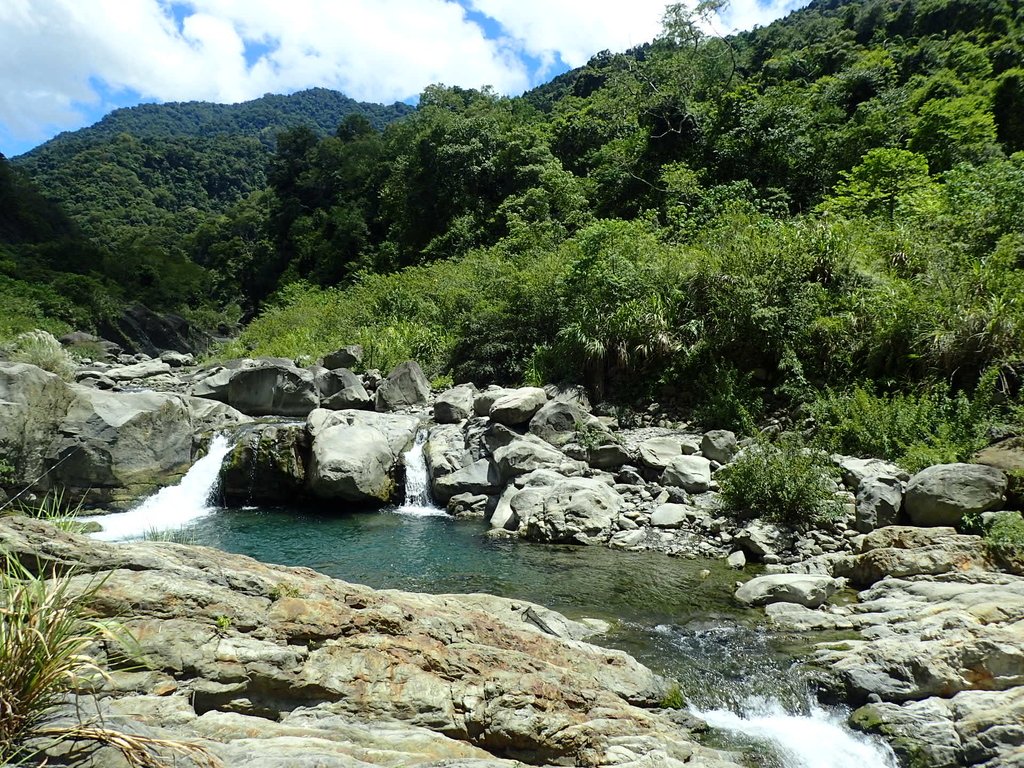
top-left (652, 624), bottom-right (899, 768)
top-left (81, 434), bottom-right (232, 541)
top-left (394, 428), bottom-right (446, 517)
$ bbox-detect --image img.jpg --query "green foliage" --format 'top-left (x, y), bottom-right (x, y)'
top-left (823, 148), bottom-right (941, 220)
top-left (986, 513), bottom-right (1024, 554)
top-left (269, 582), bottom-right (303, 600)
top-left (809, 384), bottom-right (996, 472)
top-left (659, 682), bottom-right (687, 709)
top-left (5, 330), bottom-right (75, 381)
top-left (718, 435), bottom-right (843, 530)
top-left (141, 527), bottom-right (197, 545)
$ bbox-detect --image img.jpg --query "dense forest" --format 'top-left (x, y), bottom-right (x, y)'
top-left (5, 0), bottom-right (1024, 469)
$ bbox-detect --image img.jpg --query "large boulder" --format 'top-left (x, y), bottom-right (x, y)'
top-left (520, 474), bottom-right (624, 545)
top-left (735, 574), bottom-right (842, 608)
top-left (105, 359), bottom-right (172, 382)
top-left (662, 455), bottom-right (712, 493)
top-left (637, 436), bottom-right (682, 471)
top-left (187, 397), bottom-right (253, 433)
top-left (0, 362), bottom-right (75, 487)
top-left (489, 387), bottom-right (548, 426)
top-left (434, 384), bottom-right (476, 424)
top-left (493, 434), bottom-right (584, 482)
top-left (227, 364), bottom-right (318, 417)
top-left (321, 344), bottom-right (363, 370)
top-left (221, 423), bottom-right (309, 504)
top-left (306, 410), bottom-right (419, 503)
top-left (423, 423), bottom-right (468, 487)
top-left (315, 367), bottom-right (371, 410)
top-left (905, 463), bottom-right (1007, 526)
top-left (529, 400), bottom-right (603, 447)
top-left (45, 386), bottom-right (194, 506)
top-left (700, 430), bottom-right (738, 464)
top-left (374, 360), bottom-right (430, 411)
top-left (473, 387), bottom-right (516, 417)
top-left (433, 458), bottom-right (502, 505)
top-left (97, 303), bottom-right (209, 356)
top-left (855, 475), bottom-right (905, 533)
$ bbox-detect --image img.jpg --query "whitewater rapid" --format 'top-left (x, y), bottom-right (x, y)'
top-left (393, 428), bottom-right (447, 517)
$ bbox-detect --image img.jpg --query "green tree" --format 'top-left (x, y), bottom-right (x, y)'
top-left (824, 148), bottom-right (940, 219)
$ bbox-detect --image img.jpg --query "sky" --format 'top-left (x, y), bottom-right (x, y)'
top-left (0, 0), bottom-right (807, 158)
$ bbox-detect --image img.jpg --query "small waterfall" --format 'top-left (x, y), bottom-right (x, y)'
top-left (81, 435), bottom-right (232, 541)
top-left (394, 429), bottom-right (446, 517)
top-left (693, 701), bottom-right (899, 768)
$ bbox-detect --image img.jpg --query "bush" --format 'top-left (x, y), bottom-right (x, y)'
top-left (718, 435), bottom-right (843, 531)
top-left (5, 329), bottom-right (75, 381)
top-left (809, 384), bottom-right (994, 472)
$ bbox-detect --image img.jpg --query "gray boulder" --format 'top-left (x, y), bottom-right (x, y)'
top-left (855, 474), bottom-right (904, 532)
top-left (0, 362), bottom-right (75, 486)
top-left (423, 423), bottom-right (468, 487)
top-left (701, 430), bottom-right (738, 464)
top-left (187, 397), bottom-right (253, 433)
top-left (473, 387), bottom-right (516, 417)
top-left (433, 458), bottom-right (502, 504)
top-left (226, 364), bottom-right (318, 417)
top-left (316, 367), bottom-right (370, 410)
top-left (529, 400), bottom-right (603, 447)
top-left (587, 442), bottom-right (632, 470)
top-left (649, 503), bottom-right (699, 529)
top-left (159, 351), bottom-right (195, 367)
top-left (306, 410), bottom-right (419, 503)
top-left (493, 434), bottom-right (581, 482)
top-left (905, 463), bottom-right (1007, 526)
top-left (662, 455), bottom-right (712, 493)
top-left (489, 387), bottom-right (548, 426)
top-left (834, 455), bottom-right (909, 491)
top-left (105, 359), bottom-right (172, 381)
top-left (736, 520), bottom-right (788, 560)
top-left (433, 384), bottom-right (476, 423)
top-left (735, 574), bottom-right (842, 608)
top-left (321, 344), bottom-right (363, 370)
top-left (521, 475), bottom-right (623, 545)
top-left (637, 436), bottom-right (682, 471)
top-left (221, 423), bottom-right (309, 504)
top-left (374, 360), bottom-right (430, 411)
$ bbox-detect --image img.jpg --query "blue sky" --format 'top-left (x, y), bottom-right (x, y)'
top-left (0, 0), bottom-right (806, 158)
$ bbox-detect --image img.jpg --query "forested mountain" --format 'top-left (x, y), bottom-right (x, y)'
top-left (6, 0), bottom-right (1024, 466)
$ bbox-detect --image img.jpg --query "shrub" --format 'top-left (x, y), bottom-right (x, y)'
top-left (5, 329), bottom-right (75, 381)
top-left (718, 435), bottom-right (843, 531)
top-left (809, 384), bottom-right (993, 472)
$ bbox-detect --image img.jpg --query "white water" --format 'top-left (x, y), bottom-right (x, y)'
top-left (81, 435), bottom-right (232, 541)
top-left (693, 699), bottom-right (899, 768)
top-left (393, 429), bottom-right (447, 517)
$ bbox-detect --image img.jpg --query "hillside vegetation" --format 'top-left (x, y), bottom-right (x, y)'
top-left (7, 0), bottom-right (1024, 466)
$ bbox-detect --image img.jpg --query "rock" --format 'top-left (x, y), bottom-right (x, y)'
top-left (221, 423), bottom-right (309, 504)
top-left (0, 517), bottom-right (740, 768)
top-left (160, 351), bottom-right (195, 367)
top-left (98, 304), bottom-right (210, 357)
top-left (734, 574), bottom-right (842, 608)
top-left (227, 363), bottom-right (319, 417)
top-left (46, 386), bottom-right (193, 506)
top-left (834, 531), bottom-right (989, 586)
top-left (0, 362), bottom-right (75, 487)
top-left (59, 330), bottom-right (99, 347)
top-left (637, 436), bottom-right (682, 471)
top-left (701, 430), bottom-right (738, 464)
top-left (727, 550), bottom-right (746, 569)
top-left (834, 455), bottom-right (909, 490)
top-left (649, 503), bottom-right (698, 529)
top-left (447, 492), bottom-right (489, 518)
top-left (905, 463), bottom-right (1007, 526)
top-left (528, 400), bottom-right (604, 447)
top-left (434, 459), bottom-right (502, 505)
top-left (855, 475), bottom-right (904, 533)
top-left (321, 344), bottom-right (363, 370)
top-left (306, 411), bottom-right (419, 503)
top-left (472, 387), bottom-right (516, 417)
top-left (588, 442), bottom-right (632, 471)
top-left (434, 384), bottom-right (476, 423)
top-left (105, 359), bottom-right (173, 381)
top-left (423, 423), bottom-right (467, 487)
top-left (489, 387), bottom-right (548, 426)
top-left (662, 455), bottom-right (712, 493)
top-left (374, 360), bottom-right (430, 411)
top-left (974, 436), bottom-right (1024, 509)
top-left (187, 397), bottom-right (253, 433)
top-left (544, 384), bottom-right (591, 411)
top-left (316, 367), bottom-right (371, 410)
top-left (521, 475), bottom-right (624, 545)
top-left (191, 367), bottom-right (237, 402)
top-left (735, 520), bottom-right (788, 560)
top-left (493, 435), bottom-right (582, 482)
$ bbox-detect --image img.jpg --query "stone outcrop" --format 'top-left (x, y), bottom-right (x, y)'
top-left (0, 517), bottom-right (741, 768)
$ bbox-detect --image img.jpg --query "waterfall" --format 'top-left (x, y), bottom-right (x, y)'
top-left (81, 435), bottom-right (232, 541)
top-left (692, 701), bottom-right (899, 768)
top-left (394, 429), bottom-right (446, 517)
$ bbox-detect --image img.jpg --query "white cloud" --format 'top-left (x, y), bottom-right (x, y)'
top-left (0, 0), bottom-right (807, 152)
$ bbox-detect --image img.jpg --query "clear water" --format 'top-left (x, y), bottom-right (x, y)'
top-left (99, 434), bottom-right (898, 767)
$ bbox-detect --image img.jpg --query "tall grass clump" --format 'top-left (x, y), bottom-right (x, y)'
top-left (5, 329), bottom-right (75, 381)
top-left (0, 555), bottom-right (108, 761)
top-left (718, 435), bottom-right (843, 531)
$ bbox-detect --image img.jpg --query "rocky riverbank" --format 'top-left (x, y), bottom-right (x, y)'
top-left (0, 516), bottom-right (743, 768)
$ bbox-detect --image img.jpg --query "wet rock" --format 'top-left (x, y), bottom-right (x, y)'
top-left (221, 423), bottom-right (309, 504)
top-left (434, 459), bottom-right (502, 505)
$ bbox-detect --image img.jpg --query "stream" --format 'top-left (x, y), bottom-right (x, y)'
top-left (84, 433), bottom-right (899, 767)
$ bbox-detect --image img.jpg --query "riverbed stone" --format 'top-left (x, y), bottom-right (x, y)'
top-left (662, 455), bottom-right (712, 493)
top-left (637, 436), bottom-right (682, 471)
top-left (227, 363), bottom-right (319, 417)
top-left (855, 475), bottom-right (904, 533)
top-left (434, 384), bottom-right (476, 423)
top-left (528, 400), bottom-right (604, 447)
top-left (905, 463), bottom-right (1007, 526)
top-left (735, 574), bottom-right (842, 608)
top-left (489, 387), bottom-right (548, 426)
top-left (221, 422), bottom-right (309, 504)
top-left (321, 344), bottom-right (363, 370)
top-left (649, 503), bottom-right (696, 528)
top-left (493, 434), bottom-right (583, 482)
top-left (316, 367), bottom-right (371, 410)
top-left (700, 430), bottom-right (738, 464)
top-left (105, 359), bottom-right (172, 381)
top-left (521, 475), bottom-right (624, 545)
top-left (374, 360), bottom-right (430, 411)
top-left (433, 458), bottom-right (502, 505)
top-left (0, 362), bottom-right (75, 487)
